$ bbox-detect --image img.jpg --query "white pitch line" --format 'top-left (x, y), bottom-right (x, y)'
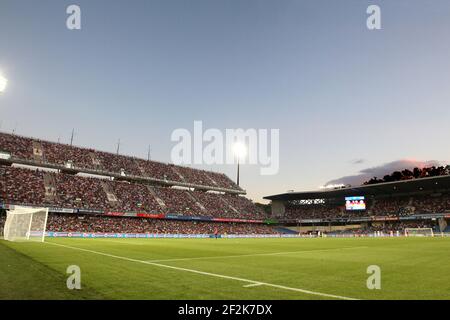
top-left (45, 241), bottom-right (359, 300)
top-left (243, 283), bottom-right (264, 288)
top-left (146, 246), bottom-right (369, 263)
top-left (90, 239), bottom-right (145, 246)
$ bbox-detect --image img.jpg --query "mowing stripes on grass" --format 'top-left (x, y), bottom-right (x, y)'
top-left (45, 241), bottom-right (359, 300)
top-left (145, 246), bottom-right (369, 263)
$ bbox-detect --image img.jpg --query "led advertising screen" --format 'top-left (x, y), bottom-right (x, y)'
top-left (345, 196), bottom-right (366, 211)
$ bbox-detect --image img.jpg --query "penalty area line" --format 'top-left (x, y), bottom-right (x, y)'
top-left (45, 241), bottom-right (359, 300)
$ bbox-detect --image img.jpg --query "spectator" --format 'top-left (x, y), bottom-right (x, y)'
top-left (0, 132), bottom-right (241, 191)
top-left (0, 165), bottom-right (267, 220)
top-left (44, 213), bottom-right (277, 235)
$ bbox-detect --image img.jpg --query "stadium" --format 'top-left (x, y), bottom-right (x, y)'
top-left (1, 131), bottom-right (450, 300)
top-left (2, 0), bottom-right (450, 308)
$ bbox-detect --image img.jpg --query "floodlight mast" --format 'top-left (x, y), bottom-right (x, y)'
top-left (233, 142), bottom-right (247, 187)
top-left (237, 156), bottom-right (240, 186)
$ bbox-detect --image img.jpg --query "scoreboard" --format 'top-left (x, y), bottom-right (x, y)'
top-left (345, 196), bottom-right (366, 211)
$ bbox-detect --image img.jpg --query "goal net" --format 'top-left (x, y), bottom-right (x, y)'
top-left (3, 206), bottom-right (49, 242)
top-left (405, 228), bottom-right (434, 237)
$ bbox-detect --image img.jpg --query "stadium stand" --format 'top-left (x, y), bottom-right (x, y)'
top-left (0, 166), bottom-right (46, 206)
top-left (266, 166), bottom-right (450, 235)
top-left (281, 194), bottom-right (450, 220)
top-left (2, 132), bottom-right (449, 236)
top-left (0, 165), bottom-right (264, 219)
top-left (0, 131), bottom-right (270, 237)
top-left (45, 213), bottom-right (277, 234)
top-left (0, 132), bottom-right (242, 192)
top-left (284, 205), bottom-right (344, 220)
top-left (0, 209), bottom-right (440, 236)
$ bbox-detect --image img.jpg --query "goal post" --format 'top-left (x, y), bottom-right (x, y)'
top-left (3, 206), bottom-right (49, 242)
top-left (404, 227), bottom-right (434, 237)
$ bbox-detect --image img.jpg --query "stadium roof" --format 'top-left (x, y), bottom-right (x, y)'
top-left (264, 175), bottom-right (450, 201)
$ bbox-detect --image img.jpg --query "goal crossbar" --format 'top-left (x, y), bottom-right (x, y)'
top-left (404, 227), bottom-right (434, 237)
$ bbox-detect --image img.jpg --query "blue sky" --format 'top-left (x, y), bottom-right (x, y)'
top-left (1, 0), bottom-right (450, 202)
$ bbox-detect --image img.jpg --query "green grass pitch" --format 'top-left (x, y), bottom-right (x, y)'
top-left (1, 237), bottom-right (449, 300)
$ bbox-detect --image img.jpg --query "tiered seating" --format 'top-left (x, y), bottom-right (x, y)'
top-left (283, 205), bottom-right (343, 220)
top-left (154, 187), bottom-right (202, 216)
top-left (0, 133), bottom-right (33, 160)
top-left (0, 165), bottom-right (263, 219)
top-left (94, 151), bottom-right (142, 176)
top-left (369, 198), bottom-right (411, 216)
top-left (222, 194), bottom-right (266, 217)
top-left (134, 158), bottom-right (181, 181)
top-left (191, 191), bottom-right (236, 217)
top-left (45, 213), bottom-right (277, 234)
top-left (0, 132), bottom-right (241, 191)
top-left (53, 174), bottom-right (108, 210)
top-left (0, 210), bottom-right (274, 235)
top-left (172, 165), bottom-right (211, 186)
top-left (0, 166), bottom-right (46, 206)
top-left (40, 140), bottom-right (93, 168)
top-left (411, 195), bottom-right (450, 214)
top-left (107, 181), bottom-right (163, 213)
top-left (206, 171), bottom-right (240, 190)
top-left (283, 194), bottom-right (450, 220)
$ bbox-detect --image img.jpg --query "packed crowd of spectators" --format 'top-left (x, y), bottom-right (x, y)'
top-left (0, 132), bottom-right (241, 191)
top-left (107, 181), bottom-right (163, 213)
top-left (154, 187), bottom-right (202, 216)
top-left (411, 195), bottom-right (450, 214)
top-left (45, 213), bottom-right (277, 234)
top-left (41, 140), bottom-right (95, 169)
top-left (222, 193), bottom-right (267, 218)
top-left (368, 195), bottom-right (450, 216)
top-left (369, 197), bottom-right (412, 216)
top-left (283, 205), bottom-right (344, 220)
top-left (0, 133), bottom-right (31, 159)
top-left (0, 166), bottom-right (46, 206)
top-left (283, 193), bottom-right (450, 220)
top-left (54, 173), bottom-right (108, 209)
top-left (0, 165), bottom-right (265, 219)
top-left (364, 165), bottom-right (450, 185)
top-left (205, 171), bottom-right (239, 190)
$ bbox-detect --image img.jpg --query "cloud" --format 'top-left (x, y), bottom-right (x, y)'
top-left (324, 159), bottom-right (443, 187)
top-left (350, 158), bottom-right (366, 165)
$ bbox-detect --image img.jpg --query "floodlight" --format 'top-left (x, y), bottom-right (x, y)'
top-left (0, 73), bottom-right (7, 93)
top-left (233, 142), bottom-right (247, 159)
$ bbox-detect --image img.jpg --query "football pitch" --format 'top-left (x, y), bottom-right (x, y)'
top-left (1, 237), bottom-right (449, 300)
